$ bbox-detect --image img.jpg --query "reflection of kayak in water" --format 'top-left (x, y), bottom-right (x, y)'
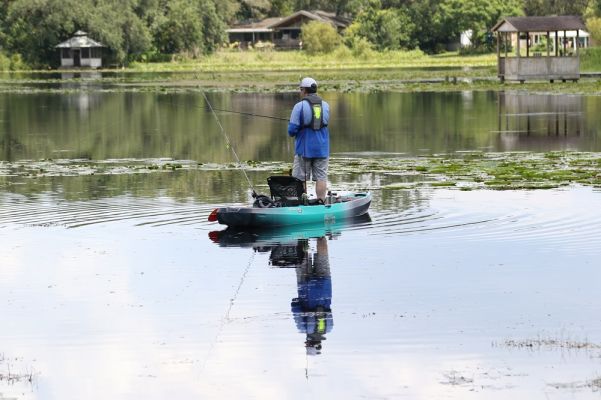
top-left (209, 214), bottom-right (371, 248)
top-left (209, 192), bottom-right (371, 228)
top-left (208, 176), bottom-right (371, 228)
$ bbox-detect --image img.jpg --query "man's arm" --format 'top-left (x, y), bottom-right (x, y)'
top-left (288, 102), bottom-right (302, 137)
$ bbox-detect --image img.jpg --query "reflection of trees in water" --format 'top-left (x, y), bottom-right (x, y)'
top-left (3, 90), bottom-right (601, 163)
top-left (0, 169), bottom-right (255, 202)
top-left (0, 92), bottom-right (290, 163)
top-left (377, 187), bottom-right (430, 211)
top-left (496, 92), bottom-right (591, 151)
top-left (330, 172), bottom-right (430, 211)
top-left (332, 91), bottom-right (500, 154)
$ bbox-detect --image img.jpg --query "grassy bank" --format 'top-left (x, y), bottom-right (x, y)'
top-left (129, 49), bottom-right (498, 73)
top-left (127, 48), bottom-right (601, 94)
top-left (2, 48), bottom-right (601, 95)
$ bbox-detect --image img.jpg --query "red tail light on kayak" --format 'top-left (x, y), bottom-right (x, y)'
top-left (208, 231), bottom-right (220, 242)
top-left (208, 208), bottom-right (218, 222)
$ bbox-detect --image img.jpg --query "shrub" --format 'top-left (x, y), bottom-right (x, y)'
top-left (349, 37), bottom-right (375, 59)
top-left (0, 51), bottom-right (27, 70)
top-left (344, 7), bottom-right (416, 51)
top-left (301, 21), bottom-right (341, 55)
top-left (253, 41), bottom-right (275, 51)
top-left (332, 44), bottom-right (352, 60)
top-left (580, 47), bottom-right (601, 71)
top-left (586, 17), bottom-right (601, 46)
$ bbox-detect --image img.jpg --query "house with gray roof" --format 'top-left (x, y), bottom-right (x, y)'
top-left (227, 10), bottom-right (351, 49)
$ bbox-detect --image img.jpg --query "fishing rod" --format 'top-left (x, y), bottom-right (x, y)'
top-left (203, 107), bottom-right (289, 122)
top-left (202, 92), bottom-right (258, 198)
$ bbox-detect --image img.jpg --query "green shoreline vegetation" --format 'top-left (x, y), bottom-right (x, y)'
top-left (1, 48), bottom-right (601, 95)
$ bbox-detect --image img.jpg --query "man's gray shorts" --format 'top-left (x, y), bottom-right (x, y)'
top-left (292, 155), bottom-right (328, 181)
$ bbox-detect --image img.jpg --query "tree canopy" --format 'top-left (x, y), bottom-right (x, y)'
top-left (0, 0), bottom-right (597, 68)
top-left (0, 0), bottom-right (227, 67)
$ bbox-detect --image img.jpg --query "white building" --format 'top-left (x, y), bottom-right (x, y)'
top-left (55, 31), bottom-right (104, 69)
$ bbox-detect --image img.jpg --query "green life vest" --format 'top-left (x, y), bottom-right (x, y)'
top-left (302, 94), bottom-right (326, 130)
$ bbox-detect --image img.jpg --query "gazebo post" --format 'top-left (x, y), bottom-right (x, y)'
top-left (516, 31), bottom-right (520, 58)
top-left (563, 30), bottom-right (567, 55)
top-left (547, 31), bottom-right (552, 82)
top-left (555, 31), bottom-right (558, 56)
top-left (497, 32), bottom-right (500, 59)
top-left (504, 32), bottom-right (508, 58)
top-left (526, 32), bottom-right (529, 57)
top-left (576, 30), bottom-right (580, 56)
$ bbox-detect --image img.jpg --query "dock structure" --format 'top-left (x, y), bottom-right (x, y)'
top-left (492, 16), bottom-right (587, 83)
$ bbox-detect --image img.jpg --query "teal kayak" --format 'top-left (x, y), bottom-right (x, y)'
top-left (209, 213), bottom-right (372, 245)
top-left (208, 192), bottom-right (371, 228)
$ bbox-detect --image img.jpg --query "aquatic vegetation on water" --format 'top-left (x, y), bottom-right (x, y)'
top-left (360, 151), bottom-right (601, 191)
top-left (502, 338), bottom-right (601, 350)
top-left (0, 353), bottom-right (35, 385)
top-left (1, 151), bottom-right (600, 192)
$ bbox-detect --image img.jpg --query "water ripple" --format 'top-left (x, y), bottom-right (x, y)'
top-left (352, 190), bottom-right (601, 254)
top-left (0, 194), bottom-right (218, 229)
top-left (1, 189), bottom-right (600, 256)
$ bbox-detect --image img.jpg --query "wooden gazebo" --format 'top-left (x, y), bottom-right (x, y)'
top-left (55, 30), bottom-right (104, 69)
top-left (492, 16), bottom-right (587, 83)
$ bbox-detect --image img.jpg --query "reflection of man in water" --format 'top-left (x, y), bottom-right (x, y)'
top-left (289, 237), bottom-right (333, 355)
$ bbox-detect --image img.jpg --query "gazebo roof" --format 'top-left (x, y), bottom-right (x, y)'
top-left (55, 31), bottom-right (104, 48)
top-left (492, 16), bottom-right (586, 33)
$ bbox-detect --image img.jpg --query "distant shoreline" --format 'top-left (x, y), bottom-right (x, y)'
top-left (1, 49), bottom-right (601, 95)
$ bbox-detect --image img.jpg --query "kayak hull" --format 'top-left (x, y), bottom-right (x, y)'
top-left (215, 192), bottom-right (371, 228)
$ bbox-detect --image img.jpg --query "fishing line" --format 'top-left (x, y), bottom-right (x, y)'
top-left (202, 91), bottom-right (257, 197)
top-left (202, 106), bottom-right (289, 121)
top-left (199, 251), bottom-right (256, 374)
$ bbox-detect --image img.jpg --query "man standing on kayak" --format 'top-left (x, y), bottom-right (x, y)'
top-left (288, 77), bottom-right (330, 202)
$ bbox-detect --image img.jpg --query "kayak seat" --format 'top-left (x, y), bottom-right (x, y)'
top-left (267, 176), bottom-right (305, 206)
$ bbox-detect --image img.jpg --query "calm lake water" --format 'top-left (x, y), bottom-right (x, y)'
top-left (1, 80), bottom-right (601, 399)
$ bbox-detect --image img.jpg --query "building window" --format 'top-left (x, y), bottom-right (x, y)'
top-left (91, 48), bottom-right (101, 58)
top-left (81, 48), bottom-right (90, 58)
top-left (62, 48), bottom-right (70, 59)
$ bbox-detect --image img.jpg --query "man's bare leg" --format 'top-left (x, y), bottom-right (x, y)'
top-left (316, 180), bottom-right (327, 201)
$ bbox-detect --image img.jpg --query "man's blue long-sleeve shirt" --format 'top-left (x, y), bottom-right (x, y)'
top-left (288, 98), bottom-right (330, 158)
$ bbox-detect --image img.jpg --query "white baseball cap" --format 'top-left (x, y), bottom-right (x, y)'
top-left (300, 77), bottom-right (317, 88)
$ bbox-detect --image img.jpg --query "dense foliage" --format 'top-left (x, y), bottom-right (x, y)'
top-left (0, 0), bottom-right (228, 67)
top-left (301, 21), bottom-right (341, 54)
top-left (0, 0), bottom-right (599, 69)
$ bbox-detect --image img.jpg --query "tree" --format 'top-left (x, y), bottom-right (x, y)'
top-left (586, 16), bottom-right (601, 43)
top-left (301, 20), bottom-right (341, 53)
top-left (345, 0), bottom-right (416, 50)
top-left (2, 0), bottom-right (154, 67)
top-left (405, 0), bottom-right (447, 53)
top-left (439, 0), bottom-right (523, 49)
top-left (1, 0), bottom-right (226, 67)
top-left (523, 0), bottom-right (591, 16)
top-left (88, 0), bottom-right (152, 65)
top-left (235, 0), bottom-right (271, 20)
top-left (151, 0), bottom-right (204, 56)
